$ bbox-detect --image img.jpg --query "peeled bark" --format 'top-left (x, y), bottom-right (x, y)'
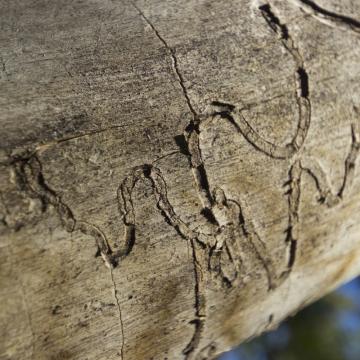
top-left (1, 0), bottom-right (360, 359)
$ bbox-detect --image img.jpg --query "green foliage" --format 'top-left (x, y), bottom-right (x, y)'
top-left (221, 278), bottom-right (360, 360)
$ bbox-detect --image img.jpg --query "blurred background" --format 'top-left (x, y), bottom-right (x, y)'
top-left (219, 277), bottom-right (360, 360)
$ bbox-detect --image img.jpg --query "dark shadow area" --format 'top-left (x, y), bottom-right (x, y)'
top-left (219, 277), bottom-right (360, 360)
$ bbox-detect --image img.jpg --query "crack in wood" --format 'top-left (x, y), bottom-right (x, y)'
top-left (116, 162), bottom-right (280, 357)
top-left (110, 266), bottom-right (125, 360)
top-left (123, 5), bottom-right (206, 355)
top-left (6, 240), bottom-right (36, 360)
top-left (129, 0), bottom-right (198, 120)
top-left (117, 164), bottom-right (207, 360)
top-left (3, 3), bottom-right (360, 358)
top-left (115, 153), bottom-right (282, 358)
top-left (10, 154), bottom-right (127, 359)
top-left (118, 164), bottom-right (206, 358)
top-left (0, 124), bottom-right (129, 167)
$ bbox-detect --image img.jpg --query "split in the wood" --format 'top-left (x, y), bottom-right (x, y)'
top-left (2, 3), bottom-right (360, 359)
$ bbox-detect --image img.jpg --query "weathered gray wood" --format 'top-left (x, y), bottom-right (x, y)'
top-left (1, 0), bottom-right (360, 359)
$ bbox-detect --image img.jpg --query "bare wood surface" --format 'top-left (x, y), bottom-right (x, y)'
top-left (1, 0), bottom-right (360, 359)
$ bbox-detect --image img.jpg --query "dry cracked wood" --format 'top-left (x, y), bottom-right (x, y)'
top-left (1, 0), bottom-right (360, 359)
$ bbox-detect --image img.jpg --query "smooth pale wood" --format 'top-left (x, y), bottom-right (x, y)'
top-left (1, 0), bottom-right (360, 359)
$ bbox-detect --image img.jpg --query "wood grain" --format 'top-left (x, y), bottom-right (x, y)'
top-left (1, 0), bottom-right (360, 359)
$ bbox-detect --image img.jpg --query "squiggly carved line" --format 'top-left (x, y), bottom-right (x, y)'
top-left (170, 4), bottom-right (313, 296)
top-left (9, 3), bottom-right (359, 359)
top-left (207, 4), bottom-right (311, 160)
top-left (339, 123), bottom-right (360, 197)
top-left (12, 155), bottom-right (126, 358)
top-left (119, 4), bottom-right (309, 354)
top-left (283, 123), bottom-right (360, 270)
top-left (14, 156), bottom-right (115, 267)
top-left (285, 160), bottom-right (302, 270)
top-left (116, 162), bottom-right (279, 358)
top-left (117, 164), bottom-right (206, 359)
top-left (289, 0), bottom-right (360, 34)
top-left (127, 3), bottom-right (207, 354)
top-left (209, 3), bottom-right (311, 278)
top-left (301, 124), bottom-right (360, 206)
